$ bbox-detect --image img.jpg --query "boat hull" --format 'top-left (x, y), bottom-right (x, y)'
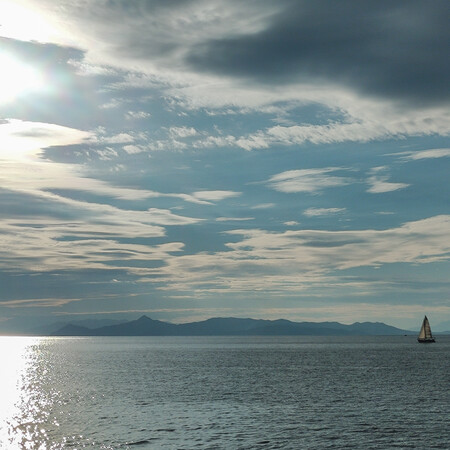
top-left (417, 338), bottom-right (435, 343)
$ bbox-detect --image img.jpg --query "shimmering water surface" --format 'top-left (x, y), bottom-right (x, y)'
top-left (0, 335), bottom-right (448, 449)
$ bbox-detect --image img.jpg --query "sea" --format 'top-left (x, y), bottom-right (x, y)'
top-left (0, 335), bottom-right (449, 449)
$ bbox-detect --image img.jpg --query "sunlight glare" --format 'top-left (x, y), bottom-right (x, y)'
top-left (0, 337), bottom-right (37, 445)
top-left (0, 52), bottom-right (43, 103)
top-left (0, 1), bottom-right (59, 43)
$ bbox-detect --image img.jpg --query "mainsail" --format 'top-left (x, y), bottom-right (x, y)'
top-left (417, 316), bottom-right (435, 342)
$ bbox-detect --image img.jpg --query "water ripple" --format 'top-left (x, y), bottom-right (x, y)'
top-left (0, 336), bottom-right (449, 449)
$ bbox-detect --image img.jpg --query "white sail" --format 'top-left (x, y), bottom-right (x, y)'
top-left (418, 320), bottom-right (426, 339)
top-left (424, 319), bottom-right (432, 339)
top-left (418, 316), bottom-right (434, 342)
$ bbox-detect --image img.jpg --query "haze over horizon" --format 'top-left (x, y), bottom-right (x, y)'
top-left (0, 1), bottom-right (449, 331)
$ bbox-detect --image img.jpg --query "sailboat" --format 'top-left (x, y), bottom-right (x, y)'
top-left (417, 316), bottom-right (435, 343)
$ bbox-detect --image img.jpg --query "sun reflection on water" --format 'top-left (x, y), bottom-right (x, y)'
top-left (0, 337), bottom-right (54, 449)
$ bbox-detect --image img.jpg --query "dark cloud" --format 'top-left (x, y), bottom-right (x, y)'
top-left (105, 0), bottom-right (190, 13)
top-left (0, 36), bottom-right (84, 67)
top-left (0, 188), bottom-right (81, 219)
top-left (82, 0), bottom-right (196, 61)
top-left (186, 0), bottom-right (449, 106)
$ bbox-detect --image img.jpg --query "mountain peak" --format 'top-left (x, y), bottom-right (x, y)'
top-left (137, 315), bottom-right (151, 321)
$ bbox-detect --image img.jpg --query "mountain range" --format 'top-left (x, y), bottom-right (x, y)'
top-left (50, 315), bottom-right (415, 336)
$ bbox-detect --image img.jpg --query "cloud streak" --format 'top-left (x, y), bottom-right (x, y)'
top-left (304, 208), bottom-right (346, 217)
top-left (267, 168), bottom-right (351, 194)
top-left (0, 119), bottom-right (91, 160)
top-left (399, 148), bottom-right (450, 161)
top-left (153, 215), bottom-right (450, 295)
top-left (366, 167), bottom-right (409, 194)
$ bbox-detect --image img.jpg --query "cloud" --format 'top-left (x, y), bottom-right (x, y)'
top-left (0, 157), bottom-right (204, 204)
top-left (126, 111), bottom-right (151, 119)
top-left (136, 100), bottom-right (450, 151)
top-left (0, 221), bottom-right (177, 274)
top-left (123, 145), bottom-right (145, 154)
top-left (366, 167), bottom-right (409, 194)
top-left (2, 0), bottom-right (276, 81)
top-left (4, 209), bottom-right (445, 311)
top-left (133, 215), bottom-right (450, 298)
top-left (153, 215), bottom-right (450, 295)
top-left (216, 217), bottom-right (253, 222)
top-left (167, 82), bottom-right (450, 149)
top-left (0, 119), bottom-right (91, 160)
top-left (251, 203), bottom-right (275, 210)
top-left (1, 297), bottom-right (81, 308)
top-left (145, 208), bottom-right (201, 226)
top-left (227, 215), bottom-right (450, 269)
top-left (267, 168), bottom-right (351, 194)
top-left (95, 148), bottom-right (118, 160)
top-left (3, 2), bottom-right (449, 151)
top-left (0, 190), bottom-right (200, 274)
top-left (367, 180), bottom-right (409, 194)
top-left (0, 120), bottom-right (239, 206)
top-left (0, 1), bottom-right (448, 325)
top-left (186, 1), bottom-right (450, 107)
top-left (169, 126), bottom-right (198, 138)
top-left (304, 208), bottom-right (346, 217)
top-left (399, 148), bottom-right (450, 161)
top-left (99, 133), bottom-right (135, 144)
top-left (100, 99), bottom-right (122, 109)
top-left (191, 190), bottom-right (241, 202)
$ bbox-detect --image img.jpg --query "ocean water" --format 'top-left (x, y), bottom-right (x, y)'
top-left (0, 336), bottom-right (448, 449)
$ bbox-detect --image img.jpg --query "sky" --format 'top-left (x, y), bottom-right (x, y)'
top-left (0, 0), bottom-right (449, 331)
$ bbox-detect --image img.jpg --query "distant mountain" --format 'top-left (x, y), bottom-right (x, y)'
top-left (51, 315), bottom-right (413, 337)
top-left (32, 318), bottom-right (127, 336)
top-left (92, 315), bottom-right (177, 336)
top-left (346, 321), bottom-right (409, 335)
top-left (54, 323), bottom-right (93, 336)
top-left (0, 318), bottom-right (127, 336)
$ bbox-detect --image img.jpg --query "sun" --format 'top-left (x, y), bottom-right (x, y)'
top-left (0, 52), bottom-right (43, 103)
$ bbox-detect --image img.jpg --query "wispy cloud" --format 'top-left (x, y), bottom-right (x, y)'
top-left (304, 208), bottom-right (346, 217)
top-left (123, 145), bottom-right (145, 154)
top-left (216, 217), bottom-right (253, 222)
top-left (125, 110), bottom-right (151, 120)
top-left (98, 133), bottom-right (135, 144)
top-left (169, 83), bottom-right (450, 149)
top-left (0, 201), bottom-right (193, 274)
top-left (267, 167), bottom-right (351, 194)
top-left (284, 221), bottom-right (299, 226)
top-left (191, 190), bottom-right (241, 202)
top-left (0, 157), bottom-right (224, 205)
top-left (0, 119), bottom-right (91, 160)
top-left (1, 297), bottom-right (82, 308)
top-left (366, 166), bottom-right (409, 194)
top-left (0, 119), bottom-right (240, 207)
top-left (153, 215), bottom-right (450, 295)
top-left (251, 203), bottom-right (275, 210)
top-left (399, 148), bottom-right (450, 161)
top-left (169, 126), bottom-right (198, 138)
